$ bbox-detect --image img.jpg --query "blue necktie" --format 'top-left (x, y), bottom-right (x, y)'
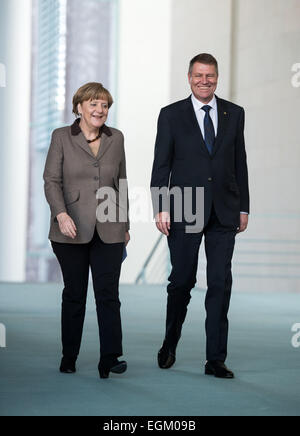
top-left (201, 105), bottom-right (215, 155)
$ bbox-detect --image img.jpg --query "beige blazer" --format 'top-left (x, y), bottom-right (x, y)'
top-left (43, 119), bottom-right (129, 244)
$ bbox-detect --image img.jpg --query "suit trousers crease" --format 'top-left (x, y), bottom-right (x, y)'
top-left (164, 205), bottom-right (236, 361)
top-left (51, 228), bottom-right (124, 360)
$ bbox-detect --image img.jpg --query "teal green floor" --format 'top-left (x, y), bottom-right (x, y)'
top-left (0, 283), bottom-right (299, 416)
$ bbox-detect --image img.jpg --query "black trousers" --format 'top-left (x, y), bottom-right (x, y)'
top-left (164, 205), bottom-right (237, 362)
top-left (51, 228), bottom-right (124, 360)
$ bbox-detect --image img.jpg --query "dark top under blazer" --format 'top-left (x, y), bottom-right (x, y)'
top-left (43, 119), bottom-right (130, 244)
top-left (150, 95), bottom-right (249, 229)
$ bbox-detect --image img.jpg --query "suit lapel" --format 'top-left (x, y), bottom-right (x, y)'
top-left (71, 119), bottom-right (113, 160)
top-left (212, 96), bottom-right (230, 157)
top-left (96, 131), bottom-right (113, 161)
top-left (72, 132), bottom-right (95, 159)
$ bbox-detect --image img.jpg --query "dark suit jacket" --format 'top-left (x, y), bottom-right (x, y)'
top-left (43, 119), bottom-right (129, 244)
top-left (150, 95), bottom-right (249, 230)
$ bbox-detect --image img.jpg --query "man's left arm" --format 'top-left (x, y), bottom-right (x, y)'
top-left (235, 108), bottom-right (250, 233)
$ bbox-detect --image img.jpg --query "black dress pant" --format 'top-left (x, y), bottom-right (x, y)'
top-left (164, 205), bottom-right (236, 362)
top-left (51, 228), bottom-right (124, 360)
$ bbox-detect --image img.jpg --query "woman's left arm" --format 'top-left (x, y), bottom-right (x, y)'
top-left (118, 136), bottom-right (130, 240)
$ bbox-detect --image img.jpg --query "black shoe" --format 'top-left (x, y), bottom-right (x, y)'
top-left (205, 361), bottom-right (234, 379)
top-left (98, 359), bottom-right (127, 379)
top-left (157, 347), bottom-right (176, 369)
top-left (60, 356), bottom-right (76, 373)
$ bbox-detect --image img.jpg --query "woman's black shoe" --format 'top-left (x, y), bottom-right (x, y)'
top-left (98, 359), bottom-right (127, 379)
top-left (60, 357), bottom-right (76, 373)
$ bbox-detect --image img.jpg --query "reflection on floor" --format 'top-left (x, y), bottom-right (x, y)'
top-left (0, 283), bottom-right (300, 416)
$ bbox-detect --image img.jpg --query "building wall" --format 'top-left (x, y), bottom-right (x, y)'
top-left (170, 0), bottom-right (233, 101)
top-left (0, 0), bottom-right (32, 282)
top-left (231, 0), bottom-right (300, 292)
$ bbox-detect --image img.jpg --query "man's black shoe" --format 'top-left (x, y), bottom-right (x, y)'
top-left (98, 359), bottom-right (127, 379)
top-left (157, 348), bottom-right (176, 369)
top-left (205, 360), bottom-right (234, 379)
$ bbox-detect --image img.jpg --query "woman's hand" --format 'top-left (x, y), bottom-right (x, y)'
top-left (57, 212), bottom-right (77, 239)
top-left (125, 231), bottom-right (130, 247)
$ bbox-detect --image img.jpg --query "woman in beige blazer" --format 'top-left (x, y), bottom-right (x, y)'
top-left (43, 82), bottom-right (130, 379)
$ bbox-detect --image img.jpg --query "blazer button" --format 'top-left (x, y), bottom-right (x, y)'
top-left (93, 163), bottom-right (99, 167)
top-left (208, 177), bottom-right (213, 181)
top-left (94, 176), bottom-right (99, 181)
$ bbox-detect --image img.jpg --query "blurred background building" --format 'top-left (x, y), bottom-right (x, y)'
top-left (0, 0), bottom-right (300, 293)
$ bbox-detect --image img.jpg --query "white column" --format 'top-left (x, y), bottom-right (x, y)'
top-left (117, 0), bottom-right (172, 283)
top-left (0, 0), bottom-right (32, 281)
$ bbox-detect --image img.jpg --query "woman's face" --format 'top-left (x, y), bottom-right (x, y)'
top-left (78, 98), bottom-right (109, 129)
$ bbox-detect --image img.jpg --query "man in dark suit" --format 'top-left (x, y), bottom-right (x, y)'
top-left (150, 53), bottom-right (249, 378)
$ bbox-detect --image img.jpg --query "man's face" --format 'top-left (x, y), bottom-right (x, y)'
top-left (188, 62), bottom-right (218, 103)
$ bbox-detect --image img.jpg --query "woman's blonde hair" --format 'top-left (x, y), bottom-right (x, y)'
top-left (72, 82), bottom-right (113, 116)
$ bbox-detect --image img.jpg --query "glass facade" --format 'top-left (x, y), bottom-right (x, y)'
top-left (26, 0), bottom-right (118, 281)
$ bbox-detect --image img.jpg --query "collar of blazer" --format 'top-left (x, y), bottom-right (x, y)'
top-left (70, 118), bottom-right (113, 160)
top-left (184, 94), bottom-right (230, 159)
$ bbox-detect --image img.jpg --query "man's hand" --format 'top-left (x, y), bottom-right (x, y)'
top-left (155, 212), bottom-right (171, 236)
top-left (57, 212), bottom-right (77, 239)
top-left (237, 213), bottom-right (248, 233)
top-left (125, 231), bottom-right (130, 247)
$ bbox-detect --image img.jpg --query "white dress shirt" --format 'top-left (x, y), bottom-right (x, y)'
top-left (191, 93), bottom-right (248, 216)
top-left (191, 93), bottom-right (218, 140)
